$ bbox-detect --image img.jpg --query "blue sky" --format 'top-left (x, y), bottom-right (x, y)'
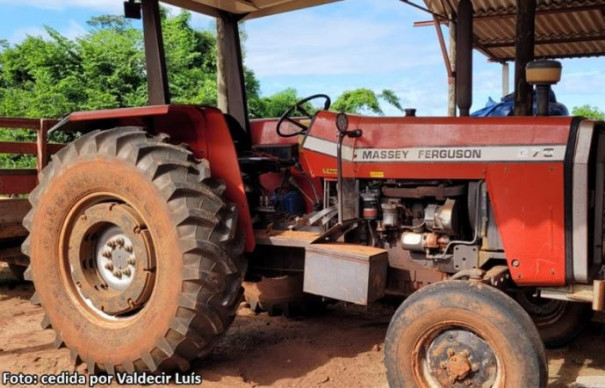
top-left (0, 0), bottom-right (603, 116)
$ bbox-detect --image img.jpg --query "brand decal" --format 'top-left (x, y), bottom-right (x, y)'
top-left (359, 148), bottom-right (482, 161)
top-left (302, 136), bottom-right (566, 163)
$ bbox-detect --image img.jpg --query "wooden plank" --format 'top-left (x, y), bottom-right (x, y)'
top-left (0, 142), bottom-right (38, 155)
top-left (0, 117), bottom-right (59, 129)
top-left (243, 0), bottom-right (341, 19)
top-left (0, 223), bottom-right (27, 239)
top-left (0, 118), bottom-right (40, 129)
top-left (191, 0), bottom-right (257, 13)
top-left (0, 199), bottom-right (30, 224)
top-left (0, 174), bottom-right (37, 195)
top-left (162, 0), bottom-right (221, 17)
top-left (255, 229), bottom-right (320, 247)
top-left (250, 0), bottom-right (291, 8)
top-left (307, 243), bottom-right (387, 259)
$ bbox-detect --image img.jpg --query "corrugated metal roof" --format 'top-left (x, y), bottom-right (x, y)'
top-left (422, 0), bottom-right (605, 61)
top-left (162, 0), bottom-right (341, 20)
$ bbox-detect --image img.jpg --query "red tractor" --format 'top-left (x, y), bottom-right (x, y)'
top-left (14, 0), bottom-right (604, 387)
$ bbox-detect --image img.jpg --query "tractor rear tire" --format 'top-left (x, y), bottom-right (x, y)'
top-left (22, 128), bottom-right (244, 374)
top-left (514, 290), bottom-right (594, 348)
top-left (8, 263), bottom-right (26, 281)
top-left (384, 281), bottom-right (547, 388)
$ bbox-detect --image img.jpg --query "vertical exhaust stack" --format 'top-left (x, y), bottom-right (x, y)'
top-left (526, 60), bottom-right (562, 116)
top-left (455, 0), bottom-right (473, 117)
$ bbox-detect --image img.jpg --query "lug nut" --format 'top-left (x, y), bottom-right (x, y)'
top-left (116, 238), bottom-right (125, 247)
top-left (123, 268), bottom-right (132, 277)
top-left (102, 251), bottom-right (112, 259)
top-left (125, 245), bottom-right (133, 253)
top-left (104, 263), bottom-right (114, 271)
top-left (107, 240), bottom-right (117, 249)
top-left (113, 270), bottom-right (122, 279)
top-left (447, 348), bottom-right (456, 357)
top-left (127, 257), bottom-right (136, 266)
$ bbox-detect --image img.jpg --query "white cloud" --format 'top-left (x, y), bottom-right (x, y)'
top-left (9, 19), bottom-right (86, 43)
top-left (245, 11), bottom-right (441, 77)
top-left (0, 0), bottom-right (121, 11)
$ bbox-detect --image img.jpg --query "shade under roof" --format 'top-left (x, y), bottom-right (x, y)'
top-left (162, 0), bottom-right (342, 20)
top-left (422, 0), bottom-right (605, 62)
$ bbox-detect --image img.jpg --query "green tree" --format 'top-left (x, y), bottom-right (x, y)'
top-left (249, 87), bottom-right (301, 118)
top-left (332, 88), bottom-right (403, 115)
top-left (0, 10), bottom-right (262, 167)
top-left (251, 87), bottom-right (403, 118)
top-left (572, 105), bottom-right (604, 120)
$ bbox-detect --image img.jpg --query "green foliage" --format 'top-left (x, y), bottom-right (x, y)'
top-left (0, 9), bottom-right (261, 168)
top-left (332, 88), bottom-right (403, 115)
top-left (252, 87), bottom-right (403, 118)
top-left (250, 88), bottom-right (301, 118)
top-left (0, 9), bottom-right (261, 115)
top-left (572, 105), bottom-right (605, 120)
top-left (0, 9), bottom-right (405, 171)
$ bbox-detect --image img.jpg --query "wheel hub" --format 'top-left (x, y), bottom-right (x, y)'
top-left (96, 227), bottom-right (137, 291)
top-left (65, 201), bottom-right (156, 317)
top-left (423, 328), bottom-right (498, 387)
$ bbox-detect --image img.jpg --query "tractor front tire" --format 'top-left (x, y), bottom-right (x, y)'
top-left (22, 128), bottom-right (244, 373)
top-left (384, 281), bottom-right (547, 388)
top-left (514, 290), bottom-right (593, 348)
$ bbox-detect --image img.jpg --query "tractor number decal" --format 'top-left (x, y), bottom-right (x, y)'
top-left (303, 136), bottom-right (566, 163)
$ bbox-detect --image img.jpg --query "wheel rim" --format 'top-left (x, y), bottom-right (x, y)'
top-left (61, 196), bottom-right (156, 320)
top-left (516, 291), bottom-right (567, 327)
top-left (413, 323), bottom-right (502, 387)
top-left (95, 225), bottom-right (137, 291)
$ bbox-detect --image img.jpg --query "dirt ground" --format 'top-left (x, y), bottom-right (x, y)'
top-left (1, 264), bottom-right (604, 388)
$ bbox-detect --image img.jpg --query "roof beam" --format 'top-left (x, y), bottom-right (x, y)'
top-left (162, 0), bottom-right (221, 17)
top-left (474, 3), bottom-right (605, 21)
top-left (483, 33), bottom-right (605, 48)
top-left (496, 50), bottom-right (605, 62)
top-left (162, 0), bottom-right (257, 15)
top-left (242, 0), bottom-right (341, 20)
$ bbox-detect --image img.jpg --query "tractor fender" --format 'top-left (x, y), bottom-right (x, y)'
top-left (51, 105), bottom-right (255, 252)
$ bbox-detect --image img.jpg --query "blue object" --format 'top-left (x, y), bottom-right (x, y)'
top-left (471, 90), bottom-right (569, 117)
top-left (282, 191), bottom-right (305, 215)
top-left (273, 190), bottom-right (305, 215)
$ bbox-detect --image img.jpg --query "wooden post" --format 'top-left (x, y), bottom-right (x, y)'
top-left (141, 0), bottom-right (170, 105)
top-left (455, 0), bottom-right (473, 117)
top-left (36, 119), bottom-right (50, 175)
top-left (502, 63), bottom-right (510, 96)
top-left (513, 0), bottom-right (536, 116)
top-left (216, 12), bottom-right (249, 132)
top-left (448, 21), bottom-right (457, 117)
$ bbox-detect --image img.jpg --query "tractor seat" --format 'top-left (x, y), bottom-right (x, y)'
top-left (238, 156), bottom-right (296, 174)
top-left (223, 113), bottom-right (298, 174)
top-left (238, 143), bottom-right (299, 174)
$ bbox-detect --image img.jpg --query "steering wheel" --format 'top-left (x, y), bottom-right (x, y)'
top-left (276, 94), bottom-right (331, 138)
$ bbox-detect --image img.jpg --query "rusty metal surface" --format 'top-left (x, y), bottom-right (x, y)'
top-left (0, 173), bottom-right (37, 195)
top-left (0, 117), bottom-right (58, 129)
top-left (243, 275), bottom-right (304, 311)
top-left (68, 201), bottom-right (155, 316)
top-left (0, 117), bottom-right (65, 191)
top-left (422, 0), bottom-right (605, 61)
top-left (304, 243), bottom-right (388, 305)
